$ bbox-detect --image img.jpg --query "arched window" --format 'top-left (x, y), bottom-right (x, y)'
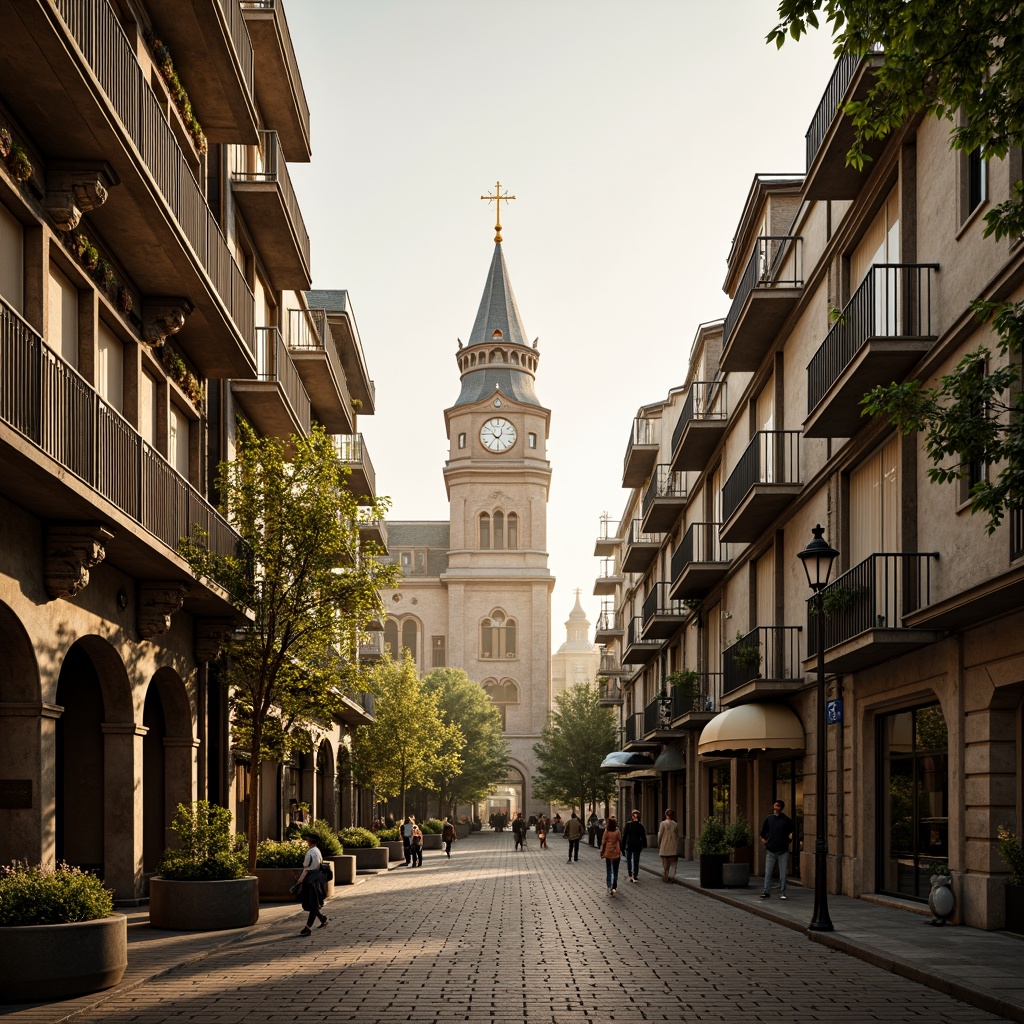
top-left (482, 678), bottom-right (519, 730)
top-left (479, 512), bottom-right (490, 548)
top-left (507, 512), bottom-right (518, 549)
top-left (401, 620), bottom-right (419, 664)
top-left (493, 511), bottom-right (504, 549)
top-left (481, 611), bottom-right (516, 659)
top-left (383, 620), bottom-right (398, 655)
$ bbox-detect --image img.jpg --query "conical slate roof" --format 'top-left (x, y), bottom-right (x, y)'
top-left (467, 243), bottom-right (529, 348)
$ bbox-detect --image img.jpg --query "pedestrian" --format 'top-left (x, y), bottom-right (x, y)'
top-left (587, 810), bottom-right (599, 846)
top-left (411, 822), bottom-right (424, 866)
top-left (441, 816), bottom-right (457, 858)
top-left (512, 811), bottom-right (527, 851)
top-left (622, 810), bottom-right (648, 883)
top-left (657, 808), bottom-right (680, 882)
top-left (401, 815), bottom-right (414, 866)
top-left (600, 816), bottom-right (622, 894)
top-left (760, 799), bottom-right (794, 900)
top-left (564, 811), bottom-right (584, 862)
top-left (537, 814), bottom-right (548, 849)
top-left (294, 834), bottom-right (327, 936)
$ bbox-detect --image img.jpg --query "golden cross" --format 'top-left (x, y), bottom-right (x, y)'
top-left (480, 180), bottom-right (516, 243)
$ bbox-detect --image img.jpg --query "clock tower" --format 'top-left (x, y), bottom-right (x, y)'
top-left (442, 238), bottom-right (554, 815)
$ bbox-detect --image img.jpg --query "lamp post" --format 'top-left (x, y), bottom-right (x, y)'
top-left (797, 523), bottom-right (839, 933)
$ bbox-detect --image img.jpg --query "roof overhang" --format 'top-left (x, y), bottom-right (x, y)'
top-left (653, 745), bottom-right (687, 772)
top-left (698, 703), bottom-right (805, 758)
top-left (600, 750), bottom-right (656, 773)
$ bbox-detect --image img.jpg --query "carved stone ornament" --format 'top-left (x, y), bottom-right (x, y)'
top-left (194, 617), bottom-right (236, 663)
top-left (45, 163), bottom-right (117, 232)
top-left (142, 298), bottom-right (194, 345)
top-left (137, 582), bottom-right (189, 641)
top-left (44, 523), bottom-right (116, 600)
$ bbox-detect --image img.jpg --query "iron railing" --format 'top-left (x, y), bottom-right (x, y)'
top-left (807, 264), bottom-right (939, 414)
top-left (253, 327), bottom-right (311, 434)
top-left (806, 552), bottom-right (939, 657)
top-left (215, 0), bottom-right (255, 95)
top-left (642, 582), bottom-right (688, 626)
top-left (671, 674), bottom-right (720, 718)
top-left (1012, 507), bottom-right (1024, 562)
top-left (721, 430), bottom-right (802, 524)
top-left (625, 616), bottom-right (660, 661)
top-left (595, 603), bottom-right (621, 635)
top-left (723, 625), bottom-right (803, 694)
top-left (624, 415), bottom-right (658, 473)
top-left (624, 713), bottom-right (644, 744)
top-left (0, 298), bottom-right (245, 590)
top-left (626, 518), bottom-right (661, 548)
top-left (599, 653), bottom-right (624, 676)
top-left (55, 0), bottom-right (255, 356)
top-left (642, 464), bottom-right (687, 519)
top-left (596, 558), bottom-right (621, 584)
top-left (671, 381), bottom-right (727, 453)
top-left (598, 678), bottom-right (623, 703)
top-left (671, 522), bottom-right (730, 582)
top-left (724, 236), bottom-right (803, 345)
top-left (644, 696), bottom-right (674, 735)
top-left (288, 308), bottom-right (354, 411)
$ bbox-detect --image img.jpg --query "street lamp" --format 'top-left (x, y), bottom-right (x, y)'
top-left (797, 523), bottom-right (839, 933)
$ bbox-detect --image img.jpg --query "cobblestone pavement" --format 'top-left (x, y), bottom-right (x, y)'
top-left (6, 831), bottom-right (1009, 1024)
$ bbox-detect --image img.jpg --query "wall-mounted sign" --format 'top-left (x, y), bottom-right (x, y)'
top-left (826, 699), bottom-right (844, 725)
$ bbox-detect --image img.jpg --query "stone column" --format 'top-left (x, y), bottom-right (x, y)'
top-left (102, 722), bottom-right (146, 900)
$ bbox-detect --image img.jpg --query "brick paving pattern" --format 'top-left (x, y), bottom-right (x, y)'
top-left (3, 831), bottom-right (1009, 1023)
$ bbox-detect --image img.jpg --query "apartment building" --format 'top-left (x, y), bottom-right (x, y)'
top-left (596, 52), bottom-right (1024, 930)
top-left (0, 0), bottom-right (382, 899)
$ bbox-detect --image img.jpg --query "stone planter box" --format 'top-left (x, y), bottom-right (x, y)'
top-left (382, 840), bottom-right (406, 863)
top-left (350, 846), bottom-right (389, 871)
top-left (149, 877), bottom-right (259, 930)
top-left (455, 822), bottom-right (472, 839)
top-left (721, 862), bottom-right (750, 888)
top-left (254, 867), bottom-right (335, 902)
top-left (331, 855), bottom-right (357, 885)
top-left (0, 914), bottom-right (127, 1002)
top-left (699, 853), bottom-right (728, 889)
top-left (422, 833), bottom-right (443, 850)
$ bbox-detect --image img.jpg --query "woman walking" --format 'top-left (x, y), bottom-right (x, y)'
top-left (657, 808), bottom-right (681, 883)
top-left (622, 810), bottom-right (648, 883)
top-left (599, 816), bottom-right (622, 895)
top-left (441, 817), bottom-right (456, 858)
top-left (295, 834), bottom-right (327, 935)
top-left (537, 814), bottom-right (548, 849)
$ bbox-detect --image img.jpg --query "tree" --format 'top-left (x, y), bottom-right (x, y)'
top-left (532, 682), bottom-right (617, 816)
top-left (422, 668), bottom-right (510, 819)
top-left (351, 651), bottom-right (461, 820)
top-left (771, 1), bottom-right (1024, 529)
top-left (182, 423), bottom-right (398, 870)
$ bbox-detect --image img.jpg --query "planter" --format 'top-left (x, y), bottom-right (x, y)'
top-left (422, 833), bottom-right (443, 850)
top-left (699, 853), bottom-right (729, 889)
top-left (722, 862), bottom-right (750, 888)
top-left (330, 855), bottom-right (357, 885)
top-left (149, 877), bottom-right (259, 930)
top-left (254, 867), bottom-right (335, 902)
top-left (350, 847), bottom-right (389, 871)
top-left (0, 914), bottom-right (127, 1003)
top-left (1005, 883), bottom-right (1024, 935)
top-left (455, 822), bottom-right (472, 839)
top-left (382, 840), bottom-right (406, 862)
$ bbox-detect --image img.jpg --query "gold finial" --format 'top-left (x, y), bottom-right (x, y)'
top-left (480, 180), bottom-right (516, 242)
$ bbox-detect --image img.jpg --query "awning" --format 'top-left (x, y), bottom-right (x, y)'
top-left (697, 703), bottom-right (805, 758)
top-left (600, 750), bottom-right (656, 772)
top-left (653, 745), bottom-right (686, 772)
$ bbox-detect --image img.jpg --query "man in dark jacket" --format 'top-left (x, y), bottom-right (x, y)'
top-left (512, 811), bottom-right (527, 851)
top-left (760, 800), bottom-right (794, 899)
top-left (622, 810), bottom-right (648, 883)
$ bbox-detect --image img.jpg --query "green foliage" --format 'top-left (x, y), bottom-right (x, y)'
top-left (157, 801), bottom-right (248, 881)
top-left (336, 827), bottom-right (380, 849)
top-left (724, 814), bottom-right (753, 850)
top-left (665, 669), bottom-right (700, 700)
top-left (254, 839), bottom-right (307, 868)
top-left (532, 682), bottom-right (617, 814)
top-left (375, 826), bottom-right (400, 842)
top-left (811, 584), bottom-right (868, 617)
top-left (731, 632), bottom-right (762, 670)
top-left (145, 33), bottom-right (208, 154)
top-left (696, 816), bottom-right (730, 857)
top-left (997, 827), bottom-right (1024, 887)
top-left (420, 818), bottom-right (444, 835)
top-left (0, 862), bottom-right (114, 926)
top-left (300, 819), bottom-right (343, 857)
top-left (421, 667), bottom-right (510, 818)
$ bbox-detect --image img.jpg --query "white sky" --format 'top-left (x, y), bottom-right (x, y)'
top-left (286, 1), bottom-right (838, 643)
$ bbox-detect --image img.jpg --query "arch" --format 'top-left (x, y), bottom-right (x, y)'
top-left (383, 618), bottom-right (398, 655)
top-left (507, 511), bottom-right (518, 549)
top-left (316, 739), bottom-right (336, 828)
top-left (493, 511), bottom-right (504, 548)
top-left (480, 611), bottom-right (517, 660)
top-left (0, 601), bottom-right (40, 703)
top-left (67, 634), bottom-right (134, 723)
top-left (401, 617), bottom-right (421, 665)
top-left (510, 351), bottom-right (519, 365)
top-left (485, 761), bottom-right (526, 821)
top-left (479, 511), bottom-right (491, 548)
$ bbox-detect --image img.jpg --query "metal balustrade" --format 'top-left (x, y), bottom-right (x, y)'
top-left (723, 625), bottom-right (803, 694)
top-left (216, 0), bottom-right (255, 95)
top-left (671, 522), bottom-right (730, 581)
top-left (807, 264), bottom-right (939, 414)
top-left (644, 696), bottom-right (674, 735)
top-left (806, 552), bottom-right (939, 657)
top-left (721, 431), bottom-right (802, 524)
top-left (641, 464), bottom-right (687, 519)
top-left (253, 327), bottom-right (311, 434)
top-left (805, 49), bottom-right (862, 169)
top-left (624, 713), bottom-right (644, 744)
top-left (671, 381), bottom-right (727, 453)
top-left (54, 0), bottom-right (255, 355)
top-left (1012, 508), bottom-right (1024, 562)
top-left (624, 615), bottom-right (661, 661)
top-left (641, 582), bottom-right (687, 626)
top-left (598, 678), bottom-right (623, 703)
top-left (671, 674), bottom-right (720, 718)
top-left (724, 236), bottom-right (803, 346)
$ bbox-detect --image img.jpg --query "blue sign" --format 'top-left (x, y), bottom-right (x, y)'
top-left (826, 698), bottom-right (844, 724)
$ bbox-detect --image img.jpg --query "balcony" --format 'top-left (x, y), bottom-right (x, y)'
top-left (669, 523), bottom-right (731, 600)
top-left (1, 0), bottom-right (257, 376)
top-left (670, 382), bottom-right (728, 471)
top-left (357, 631), bottom-right (385, 663)
top-left (805, 48), bottom-right (886, 200)
top-left (623, 615), bottom-right (662, 666)
top-left (0, 298), bottom-right (243, 612)
top-left (643, 696), bottom-right (677, 740)
top-left (805, 552), bottom-right (941, 673)
top-left (358, 517), bottom-right (388, 552)
top-left (240, 0), bottom-right (311, 161)
top-left (722, 626), bottom-right (804, 706)
top-left (336, 689), bottom-right (374, 727)
top-left (622, 519), bottom-right (662, 574)
top-left (805, 265), bottom-right (939, 438)
top-left (598, 678), bottom-right (624, 706)
top-left (594, 517), bottom-right (623, 557)
top-left (599, 652), bottom-right (628, 678)
top-left (622, 417), bottom-right (659, 489)
top-left (232, 327), bottom-right (311, 440)
top-left (721, 237), bottom-right (803, 371)
top-left (720, 431), bottom-right (803, 543)
top-left (624, 711), bottom-right (659, 749)
top-left (148, 0), bottom-right (259, 145)
top-left (594, 559), bottom-right (624, 596)
top-left (288, 309), bottom-right (355, 434)
top-left (594, 604), bottom-right (624, 644)
top-left (641, 583), bottom-right (688, 640)
top-left (333, 434), bottom-right (376, 503)
top-left (641, 465), bottom-right (688, 533)
top-left (230, 131), bottom-right (311, 290)
top-left (670, 674), bottom-right (720, 730)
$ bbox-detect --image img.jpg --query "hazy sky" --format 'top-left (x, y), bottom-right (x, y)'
top-left (286, 1), bottom-right (837, 641)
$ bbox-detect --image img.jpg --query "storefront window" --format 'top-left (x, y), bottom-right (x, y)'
top-left (708, 764), bottom-right (731, 822)
top-left (771, 758), bottom-right (804, 878)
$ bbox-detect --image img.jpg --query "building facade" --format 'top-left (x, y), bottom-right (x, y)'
top-left (596, 54), bottom-right (1024, 929)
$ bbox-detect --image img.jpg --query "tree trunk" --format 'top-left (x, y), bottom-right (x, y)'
top-left (246, 721), bottom-right (263, 873)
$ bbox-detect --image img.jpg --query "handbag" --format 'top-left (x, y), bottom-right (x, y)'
top-left (319, 861), bottom-right (333, 882)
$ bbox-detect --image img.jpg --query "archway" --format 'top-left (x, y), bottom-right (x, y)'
top-left (316, 740), bottom-right (336, 828)
top-left (483, 764), bottom-right (526, 826)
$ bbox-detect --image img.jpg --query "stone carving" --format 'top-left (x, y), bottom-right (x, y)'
top-left (194, 617), bottom-right (236, 663)
top-left (44, 523), bottom-right (115, 600)
top-left (137, 582), bottom-right (189, 640)
top-left (45, 163), bottom-right (116, 231)
top-left (142, 298), bottom-right (194, 345)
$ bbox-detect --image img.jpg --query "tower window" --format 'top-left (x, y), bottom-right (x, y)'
top-left (480, 512), bottom-right (490, 548)
top-left (458, 433), bottom-right (466, 449)
top-left (432, 636), bottom-right (447, 668)
top-left (507, 512), bottom-right (518, 549)
top-left (493, 511), bottom-right (504, 548)
top-left (528, 433), bottom-right (537, 449)
top-left (481, 611), bottom-right (517, 659)
top-left (482, 678), bottom-right (519, 730)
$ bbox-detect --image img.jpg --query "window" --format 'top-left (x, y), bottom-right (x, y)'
top-left (0, 202), bottom-right (23, 312)
top-left (431, 636), bottom-right (446, 668)
top-left (384, 619), bottom-right (398, 655)
top-left (493, 511), bottom-right (504, 548)
top-left (401, 620), bottom-right (419, 664)
top-left (96, 322), bottom-right (124, 413)
top-left (479, 514), bottom-right (490, 549)
top-left (139, 372), bottom-right (158, 447)
top-left (47, 266), bottom-right (79, 368)
top-left (481, 611), bottom-right (516, 659)
top-left (506, 512), bottom-right (518, 549)
top-left (967, 147), bottom-right (987, 214)
top-left (383, 617), bottom-right (421, 666)
top-left (482, 678), bottom-right (519, 730)
top-left (458, 432), bottom-right (466, 449)
top-left (168, 403), bottom-right (190, 479)
top-left (528, 432), bottom-right (537, 449)
top-left (480, 510), bottom-right (518, 549)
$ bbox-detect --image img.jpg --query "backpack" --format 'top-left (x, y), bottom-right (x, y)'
top-left (319, 860), bottom-right (333, 882)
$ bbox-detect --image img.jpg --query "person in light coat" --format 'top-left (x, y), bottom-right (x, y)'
top-left (657, 808), bottom-right (681, 883)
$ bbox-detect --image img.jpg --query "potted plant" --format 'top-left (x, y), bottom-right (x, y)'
top-left (998, 826), bottom-right (1024, 934)
top-left (696, 816), bottom-right (730, 889)
top-left (817, 584), bottom-right (869, 617)
top-left (149, 801), bottom-right (258, 931)
top-left (0, 126), bottom-right (11, 160)
top-left (722, 814), bottom-right (753, 888)
top-left (337, 826), bottom-right (389, 871)
top-left (666, 669), bottom-right (700, 711)
top-left (420, 818), bottom-right (444, 850)
top-left (731, 632), bottom-right (762, 673)
top-left (254, 838), bottom-right (336, 901)
top-left (0, 861), bottom-right (126, 1002)
top-left (375, 825), bottom-right (406, 862)
top-left (5, 140), bottom-right (33, 183)
top-left (302, 820), bottom-right (356, 886)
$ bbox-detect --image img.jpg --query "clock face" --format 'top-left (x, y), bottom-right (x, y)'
top-left (480, 417), bottom-right (517, 452)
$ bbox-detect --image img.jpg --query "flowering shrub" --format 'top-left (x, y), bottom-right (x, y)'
top-left (997, 826), bottom-right (1024, 887)
top-left (421, 819), bottom-right (443, 835)
top-left (375, 827), bottom-right (400, 842)
top-left (299, 819), bottom-right (343, 856)
top-left (255, 839), bottom-right (307, 869)
top-left (336, 827), bottom-right (380, 849)
top-left (0, 862), bottom-right (113, 926)
top-left (157, 801), bottom-right (247, 881)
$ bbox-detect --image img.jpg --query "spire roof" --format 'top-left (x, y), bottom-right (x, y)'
top-left (467, 244), bottom-right (529, 348)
